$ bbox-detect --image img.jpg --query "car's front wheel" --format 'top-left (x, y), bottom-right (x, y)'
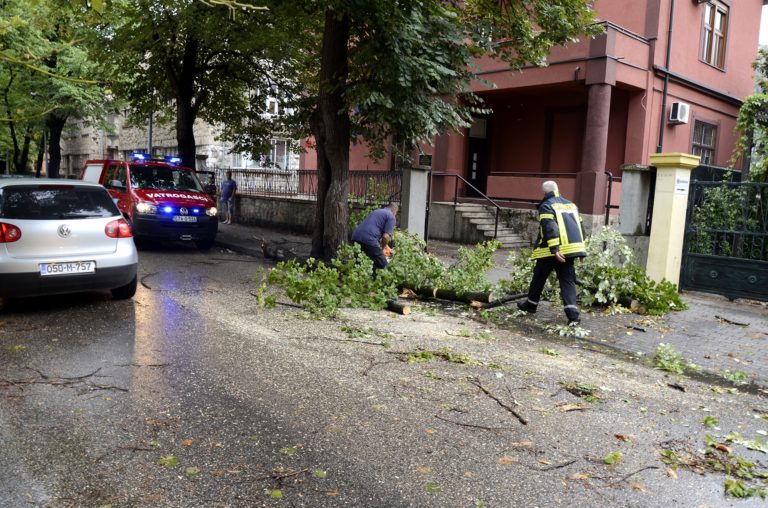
top-left (111, 275), bottom-right (137, 300)
top-left (196, 237), bottom-right (215, 250)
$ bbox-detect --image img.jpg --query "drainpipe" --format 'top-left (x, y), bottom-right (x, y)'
top-left (656, 0), bottom-right (675, 153)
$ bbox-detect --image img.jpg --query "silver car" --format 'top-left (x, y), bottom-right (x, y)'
top-left (0, 178), bottom-right (138, 307)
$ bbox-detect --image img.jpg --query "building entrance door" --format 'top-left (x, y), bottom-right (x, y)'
top-left (466, 119), bottom-right (488, 197)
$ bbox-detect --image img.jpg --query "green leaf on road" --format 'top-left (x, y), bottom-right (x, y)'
top-left (270, 489), bottom-right (283, 499)
top-left (158, 455), bottom-right (178, 468)
top-left (424, 482), bottom-right (441, 493)
top-left (185, 466), bottom-right (201, 477)
top-left (723, 370), bottom-right (749, 385)
top-left (6, 345), bottom-right (26, 353)
top-left (604, 452), bottom-right (623, 465)
top-left (313, 469), bottom-right (328, 478)
top-left (703, 416), bottom-right (719, 428)
top-left (280, 447), bottom-right (298, 456)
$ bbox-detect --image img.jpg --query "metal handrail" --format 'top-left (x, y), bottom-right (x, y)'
top-left (430, 172), bottom-right (502, 239)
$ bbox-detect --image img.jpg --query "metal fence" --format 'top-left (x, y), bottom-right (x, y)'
top-left (200, 168), bottom-right (402, 203)
top-left (681, 181), bottom-right (768, 301)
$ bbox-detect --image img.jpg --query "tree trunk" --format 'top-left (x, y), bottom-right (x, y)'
top-left (19, 130), bottom-right (31, 174)
top-left (309, 9), bottom-right (351, 262)
top-left (34, 133), bottom-right (44, 177)
top-left (176, 97), bottom-right (197, 170)
top-left (46, 113), bottom-right (67, 178)
top-left (175, 36), bottom-right (199, 170)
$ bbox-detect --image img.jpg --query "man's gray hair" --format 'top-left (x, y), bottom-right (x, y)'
top-left (388, 202), bottom-right (399, 211)
top-left (542, 180), bottom-right (559, 194)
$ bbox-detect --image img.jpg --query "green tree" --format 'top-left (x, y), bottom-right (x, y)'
top-left (0, 0), bottom-right (110, 176)
top-left (734, 48), bottom-right (768, 182)
top-left (304, 0), bottom-right (601, 260)
top-left (100, 0), bottom-right (310, 170)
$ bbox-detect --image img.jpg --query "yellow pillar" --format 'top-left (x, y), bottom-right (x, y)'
top-left (646, 153), bottom-right (700, 286)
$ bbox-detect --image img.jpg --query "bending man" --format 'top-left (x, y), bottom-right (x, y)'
top-left (351, 202), bottom-right (398, 271)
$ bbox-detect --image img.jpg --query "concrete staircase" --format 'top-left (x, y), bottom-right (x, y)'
top-left (454, 203), bottom-right (529, 248)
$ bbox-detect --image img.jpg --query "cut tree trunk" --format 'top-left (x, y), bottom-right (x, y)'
top-left (386, 299), bottom-right (411, 315)
top-left (402, 285), bottom-right (493, 304)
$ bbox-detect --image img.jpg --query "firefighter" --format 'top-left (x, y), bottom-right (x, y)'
top-left (517, 180), bottom-right (587, 325)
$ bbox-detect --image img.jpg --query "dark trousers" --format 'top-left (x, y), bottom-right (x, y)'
top-left (525, 256), bottom-right (579, 321)
top-left (356, 241), bottom-right (388, 270)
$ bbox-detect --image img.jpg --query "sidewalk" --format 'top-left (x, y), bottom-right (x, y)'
top-left (214, 221), bottom-right (768, 389)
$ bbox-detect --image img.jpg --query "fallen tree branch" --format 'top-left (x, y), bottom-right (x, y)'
top-left (519, 458), bottom-right (579, 472)
top-left (28, 367), bottom-right (102, 380)
top-left (471, 293), bottom-right (527, 310)
top-left (468, 377), bottom-right (528, 425)
top-left (610, 465), bottom-right (660, 485)
top-left (715, 315), bottom-right (750, 327)
top-left (434, 414), bottom-right (512, 432)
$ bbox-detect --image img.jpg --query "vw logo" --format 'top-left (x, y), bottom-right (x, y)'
top-left (58, 225), bottom-right (71, 238)
top-left (179, 207), bottom-right (188, 215)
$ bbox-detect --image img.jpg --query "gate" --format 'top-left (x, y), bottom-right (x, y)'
top-left (681, 180), bottom-right (768, 301)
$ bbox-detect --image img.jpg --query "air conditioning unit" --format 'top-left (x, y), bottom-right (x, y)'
top-left (669, 102), bottom-right (690, 124)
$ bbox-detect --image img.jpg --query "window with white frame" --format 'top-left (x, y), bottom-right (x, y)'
top-left (691, 120), bottom-right (717, 165)
top-left (701, 1), bottom-right (728, 69)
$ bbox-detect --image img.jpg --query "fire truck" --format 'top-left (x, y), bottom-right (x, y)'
top-left (80, 154), bottom-right (218, 249)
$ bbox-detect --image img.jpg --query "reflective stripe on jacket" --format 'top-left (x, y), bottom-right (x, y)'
top-left (531, 191), bottom-right (587, 259)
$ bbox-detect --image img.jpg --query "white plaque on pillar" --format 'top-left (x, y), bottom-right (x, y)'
top-left (674, 177), bottom-right (689, 195)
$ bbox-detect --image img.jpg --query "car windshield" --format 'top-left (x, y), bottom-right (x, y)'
top-left (130, 165), bottom-right (203, 192)
top-left (0, 185), bottom-right (120, 220)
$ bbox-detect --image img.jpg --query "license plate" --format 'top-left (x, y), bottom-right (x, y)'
top-left (173, 216), bottom-right (197, 223)
top-left (40, 261), bottom-right (95, 276)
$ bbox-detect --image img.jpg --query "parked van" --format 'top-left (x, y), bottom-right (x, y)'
top-left (80, 155), bottom-right (218, 249)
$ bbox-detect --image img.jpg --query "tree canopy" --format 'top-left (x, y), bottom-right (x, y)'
top-left (99, 0), bottom-right (313, 170)
top-left (302, 0), bottom-right (602, 259)
top-left (734, 47), bottom-right (768, 182)
top-left (0, 0), bottom-right (109, 176)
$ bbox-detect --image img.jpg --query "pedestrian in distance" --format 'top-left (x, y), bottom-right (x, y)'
top-left (220, 171), bottom-right (237, 225)
top-left (204, 174), bottom-right (217, 197)
top-left (351, 202), bottom-right (398, 271)
top-left (517, 180), bottom-right (587, 325)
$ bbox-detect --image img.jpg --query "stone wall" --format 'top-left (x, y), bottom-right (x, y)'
top-left (234, 195), bottom-right (315, 234)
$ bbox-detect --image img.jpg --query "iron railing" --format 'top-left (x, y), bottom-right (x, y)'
top-left (200, 168), bottom-right (402, 203)
top-left (429, 172), bottom-right (502, 239)
top-left (685, 181), bottom-right (768, 262)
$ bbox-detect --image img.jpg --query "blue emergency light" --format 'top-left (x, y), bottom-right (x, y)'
top-left (130, 152), bottom-right (149, 161)
top-left (164, 156), bottom-right (182, 165)
top-left (192, 208), bottom-right (201, 214)
top-left (162, 206), bottom-right (174, 214)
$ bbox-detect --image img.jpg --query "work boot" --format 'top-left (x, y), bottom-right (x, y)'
top-left (517, 300), bottom-right (537, 314)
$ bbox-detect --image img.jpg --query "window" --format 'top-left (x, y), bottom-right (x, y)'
top-left (692, 121), bottom-right (717, 164)
top-left (702, 1), bottom-right (728, 69)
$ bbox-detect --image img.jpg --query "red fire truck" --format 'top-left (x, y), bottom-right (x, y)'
top-left (80, 154), bottom-right (218, 249)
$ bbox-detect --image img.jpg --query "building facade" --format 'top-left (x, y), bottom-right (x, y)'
top-left (303, 0), bottom-right (763, 227)
top-left (60, 114), bottom-right (299, 177)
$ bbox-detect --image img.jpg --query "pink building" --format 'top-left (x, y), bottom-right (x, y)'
top-left (302, 0), bottom-right (763, 222)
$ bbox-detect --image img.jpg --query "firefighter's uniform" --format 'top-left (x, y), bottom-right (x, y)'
top-left (518, 190), bottom-right (587, 323)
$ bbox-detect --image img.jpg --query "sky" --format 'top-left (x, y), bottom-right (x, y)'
top-left (762, 5), bottom-right (768, 46)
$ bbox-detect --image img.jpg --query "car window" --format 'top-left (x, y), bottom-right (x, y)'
top-left (130, 165), bottom-right (203, 192)
top-left (0, 185), bottom-right (121, 220)
top-left (105, 163), bottom-right (126, 190)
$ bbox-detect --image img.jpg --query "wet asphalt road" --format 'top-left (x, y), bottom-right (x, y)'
top-left (1, 245), bottom-right (768, 507)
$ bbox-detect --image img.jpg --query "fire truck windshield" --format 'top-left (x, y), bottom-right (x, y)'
top-left (130, 165), bottom-right (203, 192)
